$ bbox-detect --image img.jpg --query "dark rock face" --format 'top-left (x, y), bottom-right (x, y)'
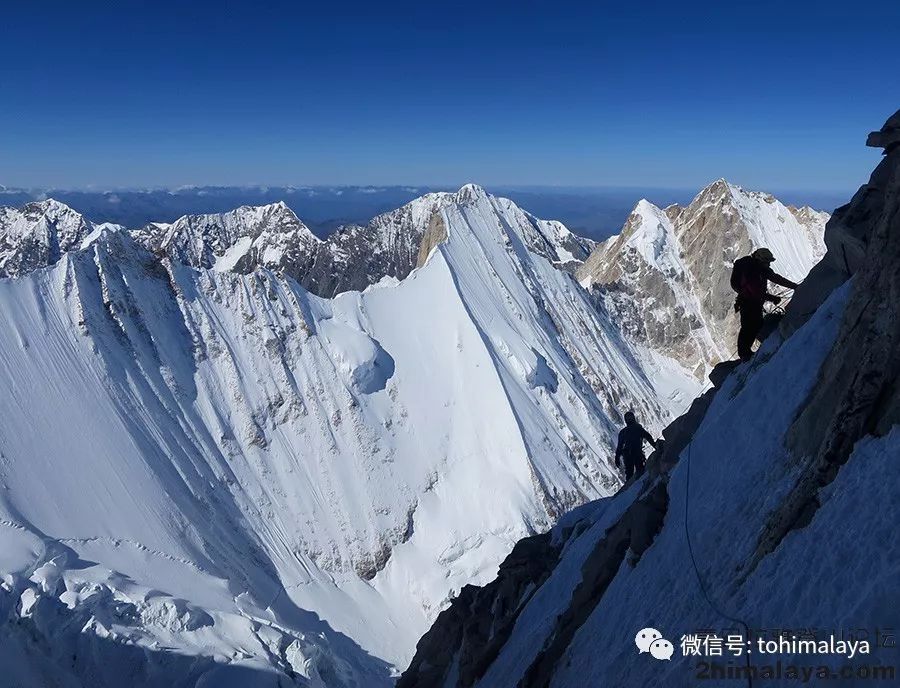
top-left (866, 110), bottom-right (900, 151)
top-left (397, 480), bottom-right (672, 688)
top-left (752, 110), bottom-right (900, 570)
top-left (398, 532), bottom-right (563, 688)
top-left (783, 112), bottom-right (898, 337)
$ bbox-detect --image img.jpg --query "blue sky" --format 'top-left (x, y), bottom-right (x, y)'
top-left (2, 0), bottom-right (898, 191)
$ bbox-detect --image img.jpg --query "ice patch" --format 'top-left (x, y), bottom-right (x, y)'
top-left (214, 236), bottom-right (253, 272)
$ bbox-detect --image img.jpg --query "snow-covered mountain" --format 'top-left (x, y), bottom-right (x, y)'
top-left (0, 185), bottom-right (692, 685)
top-left (398, 111), bottom-right (900, 688)
top-left (577, 180), bottom-right (828, 376)
top-left (134, 201), bottom-right (322, 276)
top-left (134, 188), bottom-right (596, 298)
top-left (0, 199), bottom-right (103, 278)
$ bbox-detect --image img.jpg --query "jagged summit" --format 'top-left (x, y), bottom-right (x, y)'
top-left (577, 183), bottom-right (828, 376)
top-left (0, 186), bottom-right (594, 298)
top-left (866, 108), bottom-right (900, 151)
top-left (133, 200), bottom-right (321, 275)
top-left (700, 176), bottom-right (733, 194)
top-left (453, 182), bottom-right (489, 203)
top-left (0, 197), bottom-right (92, 277)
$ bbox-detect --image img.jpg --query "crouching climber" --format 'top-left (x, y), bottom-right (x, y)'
top-left (730, 247), bottom-right (798, 361)
top-left (615, 411), bottom-right (657, 481)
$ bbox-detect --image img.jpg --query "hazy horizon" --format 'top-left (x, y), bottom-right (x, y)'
top-left (0, 181), bottom-right (852, 243)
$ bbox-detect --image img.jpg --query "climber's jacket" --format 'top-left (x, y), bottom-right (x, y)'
top-left (730, 256), bottom-right (798, 309)
top-left (615, 421), bottom-right (656, 463)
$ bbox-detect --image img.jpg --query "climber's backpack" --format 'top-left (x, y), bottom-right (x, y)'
top-left (730, 256), bottom-right (752, 293)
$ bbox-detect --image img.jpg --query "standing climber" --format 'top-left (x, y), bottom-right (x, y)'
top-left (730, 247), bottom-right (798, 361)
top-left (615, 411), bottom-right (657, 481)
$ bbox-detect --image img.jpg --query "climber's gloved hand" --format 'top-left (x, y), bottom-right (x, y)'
top-left (767, 294), bottom-right (782, 305)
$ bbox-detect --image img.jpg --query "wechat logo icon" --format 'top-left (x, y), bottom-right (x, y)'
top-left (636, 628), bottom-right (674, 661)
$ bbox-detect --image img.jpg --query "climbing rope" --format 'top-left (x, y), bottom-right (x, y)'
top-left (678, 276), bottom-right (800, 687)
top-left (684, 438), bottom-right (754, 688)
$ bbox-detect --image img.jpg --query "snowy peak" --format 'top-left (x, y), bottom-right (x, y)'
top-left (439, 185), bottom-right (594, 269)
top-left (133, 201), bottom-right (321, 274)
top-left (578, 198), bottom-right (685, 287)
top-left (299, 185), bottom-right (592, 296)
top-left (677, 179), bottom-right (828, 283)
top-left (622, 200), bottom-right (681, 267)
top-left (577, 183), bottom-right (829, 375)
top-left (0, 187), bottom-right (594, 300)
top-left (577, 198), bottom-right (720, 377)
top-left (0, 198), bottom-right (92, 277)
top-left (453, 182), bottom-right (490, 204)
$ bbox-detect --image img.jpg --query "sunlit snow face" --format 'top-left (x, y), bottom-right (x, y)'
top-left (635, 627), bottom-right (662, 653)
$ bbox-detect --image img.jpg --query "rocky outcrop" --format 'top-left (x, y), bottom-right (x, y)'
top-left (782, 113), bottom-right (898, 336)
top-left (866, 110), bottom-right (900, 151)
top-left (416, 210), bottom-right (448, 268)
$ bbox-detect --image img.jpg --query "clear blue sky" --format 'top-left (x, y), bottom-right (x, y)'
top-left (3, 0), bottom-right (897, 192)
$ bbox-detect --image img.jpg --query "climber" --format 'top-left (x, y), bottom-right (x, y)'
top-left (615, 411), bottom-right (657, 481)
top-left (730, 247), bottom-right (798, 361)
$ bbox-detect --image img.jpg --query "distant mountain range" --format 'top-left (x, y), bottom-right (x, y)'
top-left (0, 184), bottom-right (850, 242)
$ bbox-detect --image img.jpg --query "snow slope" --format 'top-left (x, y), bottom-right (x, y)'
top-left (577, 180), bottom-right (828, 376)
top-left (0, 185), bottom-right (697, 684)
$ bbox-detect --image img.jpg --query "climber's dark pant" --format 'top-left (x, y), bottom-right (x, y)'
top-left (737, 299), bottom-right (764, 360)
top-left (623, 453), bottom-right (645, 481)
